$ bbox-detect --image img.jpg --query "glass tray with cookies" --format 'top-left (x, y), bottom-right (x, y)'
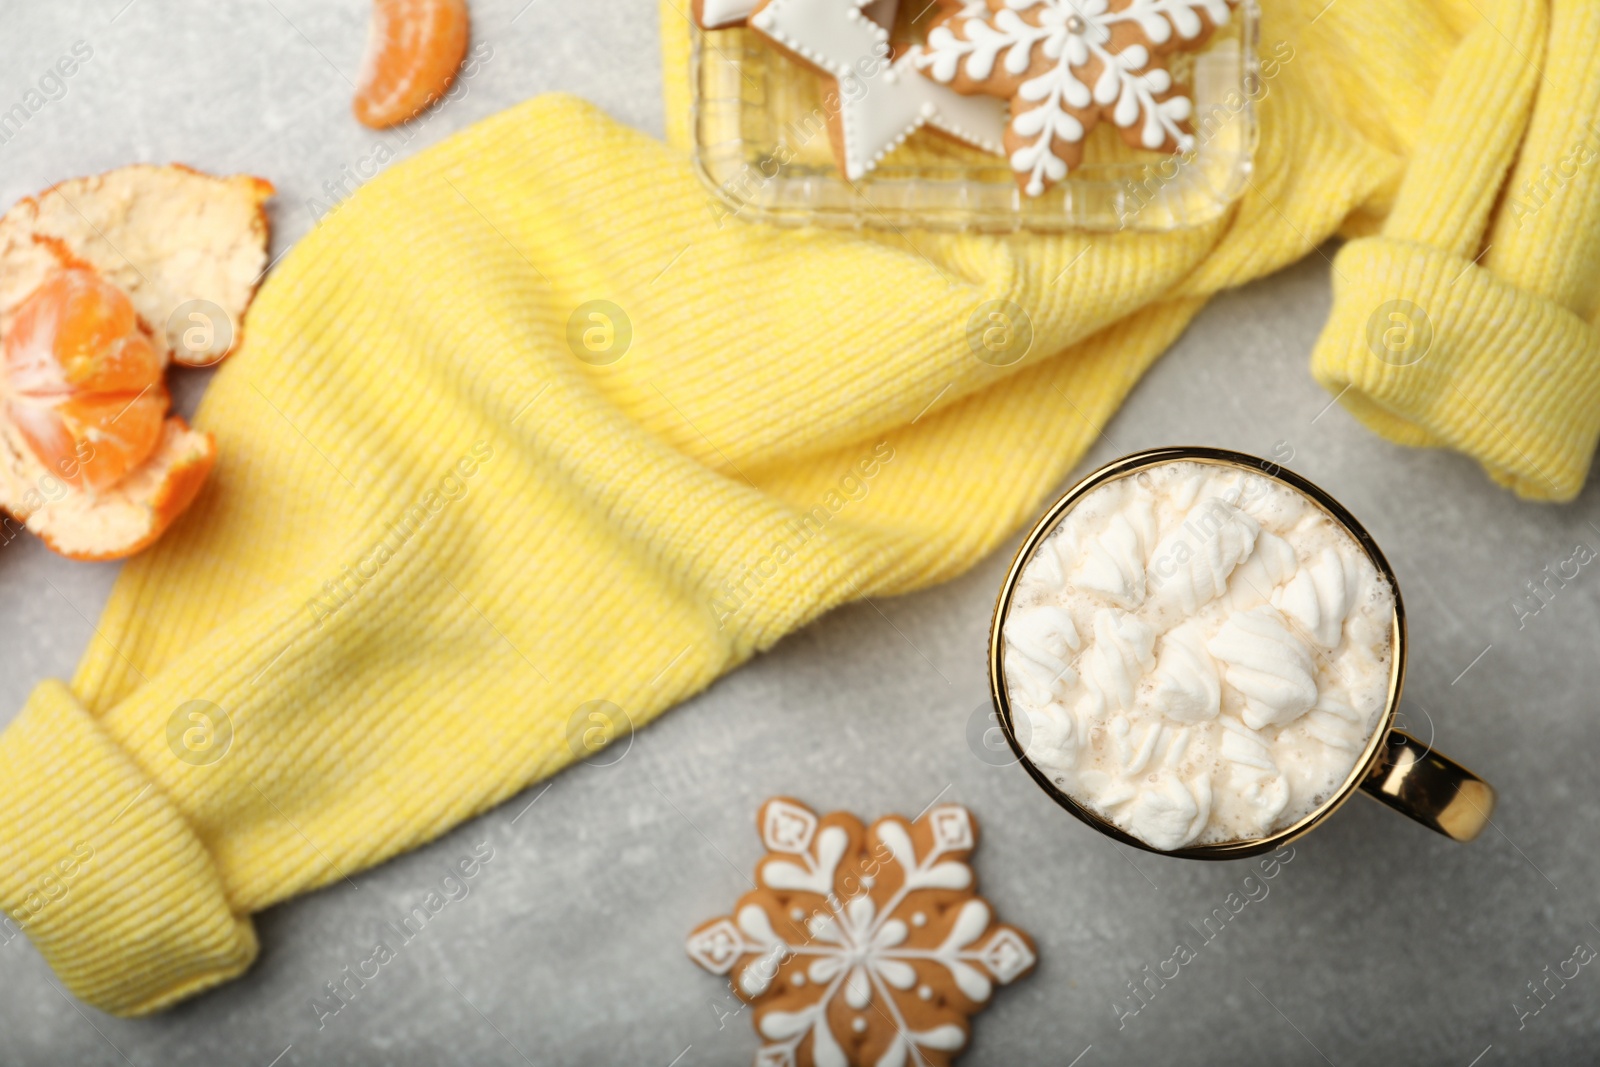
top-left (690, 0), bottom-right (1262, 232)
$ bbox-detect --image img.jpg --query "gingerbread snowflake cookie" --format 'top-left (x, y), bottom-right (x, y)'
top-left (748, 0), bottom-right (1008, 181)
top-left (687, 797), bottom-right (1037, 1067)
top-left (917, 0), bottom-right (1238, 195)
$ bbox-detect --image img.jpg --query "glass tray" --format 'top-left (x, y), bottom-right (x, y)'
top-left (690, 0), bottom-right (1261, 233)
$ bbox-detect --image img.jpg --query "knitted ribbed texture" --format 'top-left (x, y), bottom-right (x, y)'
top-left (2, 0), bottom-right (1597, 1014)
top-left (1311, 0), bottom-right (1600, 500)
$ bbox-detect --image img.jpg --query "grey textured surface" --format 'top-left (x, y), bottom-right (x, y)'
top-left (2, 2), bottom-right (1599, 1065)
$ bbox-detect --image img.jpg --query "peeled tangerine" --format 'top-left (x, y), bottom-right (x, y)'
top-left (6, 270), bottom-right (169, 493)
top-left (0, 270), bottom-right (212, 561)
top-left (353, 0), bottom-right (470, 129)
top-left (0, 163), bottom-right (273, 560)
top-left (0, 164), bottom-right (273, 366)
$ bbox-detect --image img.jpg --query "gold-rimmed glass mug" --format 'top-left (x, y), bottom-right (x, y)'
top-left (988, 446), bottom-right (1497, 860)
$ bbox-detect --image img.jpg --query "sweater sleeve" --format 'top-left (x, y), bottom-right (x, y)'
top-left (1311, 0), bottom-right (1600, 501)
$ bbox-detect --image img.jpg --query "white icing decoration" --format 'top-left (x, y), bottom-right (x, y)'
top-left (1005, 603), bottom-right (1081, 704)
top-left (698, 0), bottom-right (897, 30)
top-left (698, 0), bottom-right (760, 27)
top-left (749, 0), bottom-right (1007, 180)
top-left (685, 917), bottom-right (745, 974)
top-left (916, 0), bottom-right (1233, 195)
top-left (937, 899), bottom-right (995, 1001)
top-left (760, 1003), bottom-right (850, 1065)
top-left (977, 927), bottom-right (1034, 983)
top-left (1143, 619), bottom-right (1220, 722)
top-left (686, 801), bottom-right (1034, 1065)
top-left (877, 1028), bottom-right (967, 1066)
top-left (736, 904), bottom-right (790, 997)
top-left (1207, 606), bottom-right (1318, 729)
top-left (860, 52), bottom-right (1010, 176)
top-left (739, 901), bottom-right (783, 946)
top-left (763, 824), bottom-right (848, 893)
top-left (876, 810), bottom-right (974, 890)
top-left (928, 805), bottom-right (976, 853)
top-left (1274, 545), bottom-right (1359, 649)
top-left (763, 797), bottom-right (820, 853)
top-left (804, 895), bottom-right (915, 1009)
top-left (750, 0), bottom-right (888, 80)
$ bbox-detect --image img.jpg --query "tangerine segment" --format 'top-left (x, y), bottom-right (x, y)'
top-left (353, 0), bottom-right (470, 130)
top-left (30, 418), bottom-right (216, 562)
top-left (3, 269), bottom-right (168, 492)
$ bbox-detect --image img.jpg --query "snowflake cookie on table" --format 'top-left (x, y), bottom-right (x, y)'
top-left (686, 797), bottom-right (1037, 1067)
top-left (916, 0), bottom-right (1238, 196)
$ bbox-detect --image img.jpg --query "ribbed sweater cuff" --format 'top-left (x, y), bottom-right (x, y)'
top-left (1311, 237), bottom-right (1600, 502)
top-left (0, 681), bottom-right (255, 1015)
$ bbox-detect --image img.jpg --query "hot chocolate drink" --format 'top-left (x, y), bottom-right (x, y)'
top-left (1001, 460), bottom-right (1396, 850)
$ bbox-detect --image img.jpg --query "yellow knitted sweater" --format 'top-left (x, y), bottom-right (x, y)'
top-left (2, 0), bottom-right (1596, 1015)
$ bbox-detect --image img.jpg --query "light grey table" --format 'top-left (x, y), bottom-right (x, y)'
top-left (2, 2), bottom-right (1598, 1065)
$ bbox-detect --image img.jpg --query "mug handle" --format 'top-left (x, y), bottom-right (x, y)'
top-left (1359, 729), bottom-right (1497, 842)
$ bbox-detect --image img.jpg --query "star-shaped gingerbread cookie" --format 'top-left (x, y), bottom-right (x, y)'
top-left (686, 797), bottom-right (1037, 1067)
top-left (695, 0), bottom-right (897, 30)
top-left (916, 0), bottom-right (1238, 196)
top-left (747, 0), bottom-right (1009, 181)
